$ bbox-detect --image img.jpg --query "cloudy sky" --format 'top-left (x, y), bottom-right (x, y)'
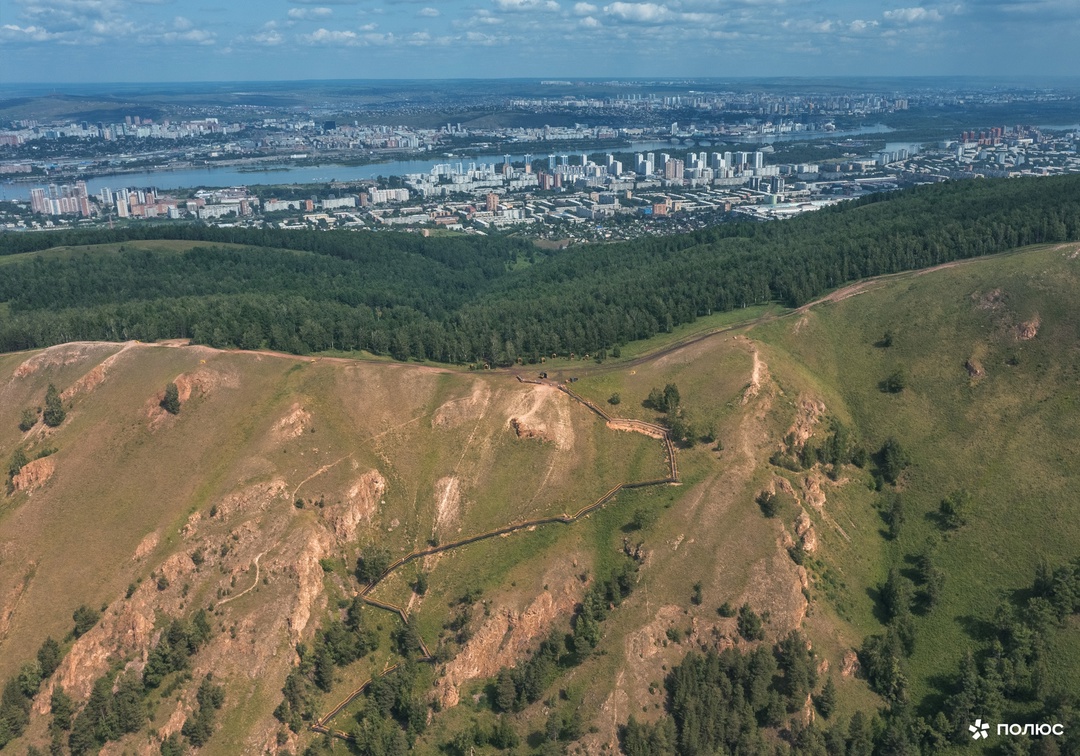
top-left (0, 0), bottom-right (1077, 82)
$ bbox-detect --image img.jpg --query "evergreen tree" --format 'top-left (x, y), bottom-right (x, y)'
top-left (50, 686), bottom-right (74, 731)
top-left (18, 408), bottom-right (37, 432)
top-left (43, 384), bottom-right (66, 427)
top-left (161, 382), bottom-right (181, 415)
top-left (814, 676), bottom-right (837, 719)
top-left (37, 636), bottom-right (62, 679)
top-left (72, 605), bottom-right (100, 638)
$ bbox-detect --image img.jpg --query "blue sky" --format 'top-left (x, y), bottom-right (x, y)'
top-left (1, 0), bottom-right (1077, 82)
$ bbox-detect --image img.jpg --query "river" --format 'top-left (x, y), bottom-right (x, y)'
top-left (0, 126), bottom-right (895, 201)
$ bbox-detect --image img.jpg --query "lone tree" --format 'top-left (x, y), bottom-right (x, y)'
top-left (43, 384), bottom-right (65, 427)
top-left (161, 382), bottom-right (181, 415)
top-left (882, 370), bottom-right (908, 394)
top-left (18, 408), bottom-right (37, 433)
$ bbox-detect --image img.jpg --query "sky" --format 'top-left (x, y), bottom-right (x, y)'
top-left (1, 0), bottom-right (1078, 82)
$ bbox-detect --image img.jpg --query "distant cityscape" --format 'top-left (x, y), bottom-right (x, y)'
top-left (4, 122), bottom-right (1077, 242)
top-left (2, 80), bottom-right (1078, 240)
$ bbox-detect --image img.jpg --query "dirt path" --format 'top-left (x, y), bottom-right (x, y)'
top-left (291, 454), bottom-right (354, 500)
top-left (309, 379), bottom-right (679, 740)
top-left (216, 553), bottom-right (263, 607)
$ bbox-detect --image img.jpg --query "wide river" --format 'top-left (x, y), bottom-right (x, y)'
top-left (0, 126), bottom-right (897, 201)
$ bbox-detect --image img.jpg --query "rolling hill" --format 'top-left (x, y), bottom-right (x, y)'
top-left (0, 242), bottom-right (1079, 754)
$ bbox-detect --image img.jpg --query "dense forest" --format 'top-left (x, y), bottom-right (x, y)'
top-left (619, 559), bottom-right (1080, 756)
top-left (2, 176), bottom-right (1080, 362)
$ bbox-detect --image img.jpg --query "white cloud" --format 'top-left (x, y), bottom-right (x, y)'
top-left (249, 29), bottom-right (285, 45)
top-left (574, 1), bottom-right (598, 12)
top-left (419, 7), bottom-right (440, 16)
top-left (301, 27), bottom-right (360, 44)
top-left (782, 18), bottom-right (835, 32)
top-left (0, 24), bottom-right (58, 41)
top-left (8, 0), bottom-right (216, 46)
top-left (494, 0), bottom-right (561, 11)
top-left (581, 14), bottom-right (601, 26)
top-left (465, 30), bottom-right (503, 44)
top-left (603, 2), bottom-right (673, 23)
top-left (288, 7), bottom-right (333, 18)
top-left (848, 18), bottom-right (879, 31)
top-left (883, 6), bottom-right (943, 22)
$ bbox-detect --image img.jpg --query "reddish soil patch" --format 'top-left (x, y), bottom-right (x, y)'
top-left (11, 457), bottom-right (55, 494)
top-left (327, 471), bottom-right (385, 542)
top-left (1015, 314), bottom-right (1040, 341)
top-left (434, 560), bottom-right (584, 709)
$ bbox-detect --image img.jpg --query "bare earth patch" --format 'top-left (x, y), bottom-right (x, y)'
top-left (434, 560), bottom-right (584, 709)
top-left (273, 403), bottom-right (312, 441)
top-left (432, 476), bottom-right (462, 538)
top-left (0, 567), bottom-right (33, 648)
top-left (505, 384), bottom-right (574, 450)
top-left (11, 457), bottom-right (55, 494)
top-left (211, 479), bottom-right (289, 522)
top-left (280, 530), bottom-right (333, 643)
top-left (1015, 314), bottom-right (1040, 340)
top-left (787, 397), bottom-right (826, 449)
top-left (60, 342), bottom-right (136, 401)
top-left (432, 381), bottom-right (491, 428)
top-left (327, 470), bottom-right (386, 542)
top-left (132, 532), bottom-right (159, 561)
top-left (741, 348), bottom-right (769, 405)
top-left (144, 366), bottom-right (239, 429)
top-left (975, 288), bottom-right (1006, 312)
top-left (12, 342), bottom-right (115, 379)
top-left (795, 511), bottom-right (818, 554)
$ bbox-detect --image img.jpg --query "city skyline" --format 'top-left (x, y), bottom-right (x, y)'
top-left (1, 0), bottom-right (1079, 83)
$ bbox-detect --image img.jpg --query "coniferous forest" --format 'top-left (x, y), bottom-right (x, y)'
top-left (1, 175), bottom-right (1079, 361)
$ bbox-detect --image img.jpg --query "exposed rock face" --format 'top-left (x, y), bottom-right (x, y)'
top-left (794, 511), bottom-right (818, 554)
top-left (273, 403), bottom-right (311, 440)
top-left (433, 574), bottom-right (583, 709)
top-left (1015, 315), bottom-right (1040, 340)
top-left (328, 470), bottom-right (386, 541)
top-left (841, 650), bottom-right (860, 678)
top-left (11, 457), bottom-right (55, 493)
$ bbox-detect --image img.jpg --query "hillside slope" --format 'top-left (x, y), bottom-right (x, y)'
top-left (1, 243), bottom-right (1079, 754)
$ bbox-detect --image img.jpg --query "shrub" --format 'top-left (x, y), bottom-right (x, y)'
top-left (356, 548), bottom-right (391, 584)
top-left (161, 382), bottom-right (181, 415)
top-left (939, 489), bottom-right (970, 529)
top-left (737, 604), bottom-right (765, 641)
top-left (627, 506), bottom-right (657, 531)
top-left (882, 369), bottom-right (908, 394)
top-left (879, 437), bottom-right (910, 484)
top-left (43, 384), bottom-right (66, 427)
top-left (7, 447), bottom-right (28, 482)
top-left (18, 408), bottom-right (37, 432)
top-left (757, 490), bottom-right (779, 518)
top-left (72, 605), bottom-right (100, 638)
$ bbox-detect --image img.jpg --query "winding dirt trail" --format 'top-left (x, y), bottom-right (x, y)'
top-left (309, 378), bottom-right (679, 740)
top-left (216, 553), bottom-right (264, 607)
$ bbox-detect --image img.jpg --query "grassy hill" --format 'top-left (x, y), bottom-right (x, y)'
top-left (1, 242), bottom-right (1079, 754)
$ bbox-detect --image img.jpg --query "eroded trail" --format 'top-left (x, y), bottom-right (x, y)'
top-left (310, 378), bottom-right (679, 739)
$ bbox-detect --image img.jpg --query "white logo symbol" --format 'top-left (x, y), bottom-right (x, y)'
top-left (970, 718), bottom-right (990, 740)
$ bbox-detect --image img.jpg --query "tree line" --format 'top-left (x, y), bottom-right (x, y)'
top-left (1, 176), bottom-right (1080, 362)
